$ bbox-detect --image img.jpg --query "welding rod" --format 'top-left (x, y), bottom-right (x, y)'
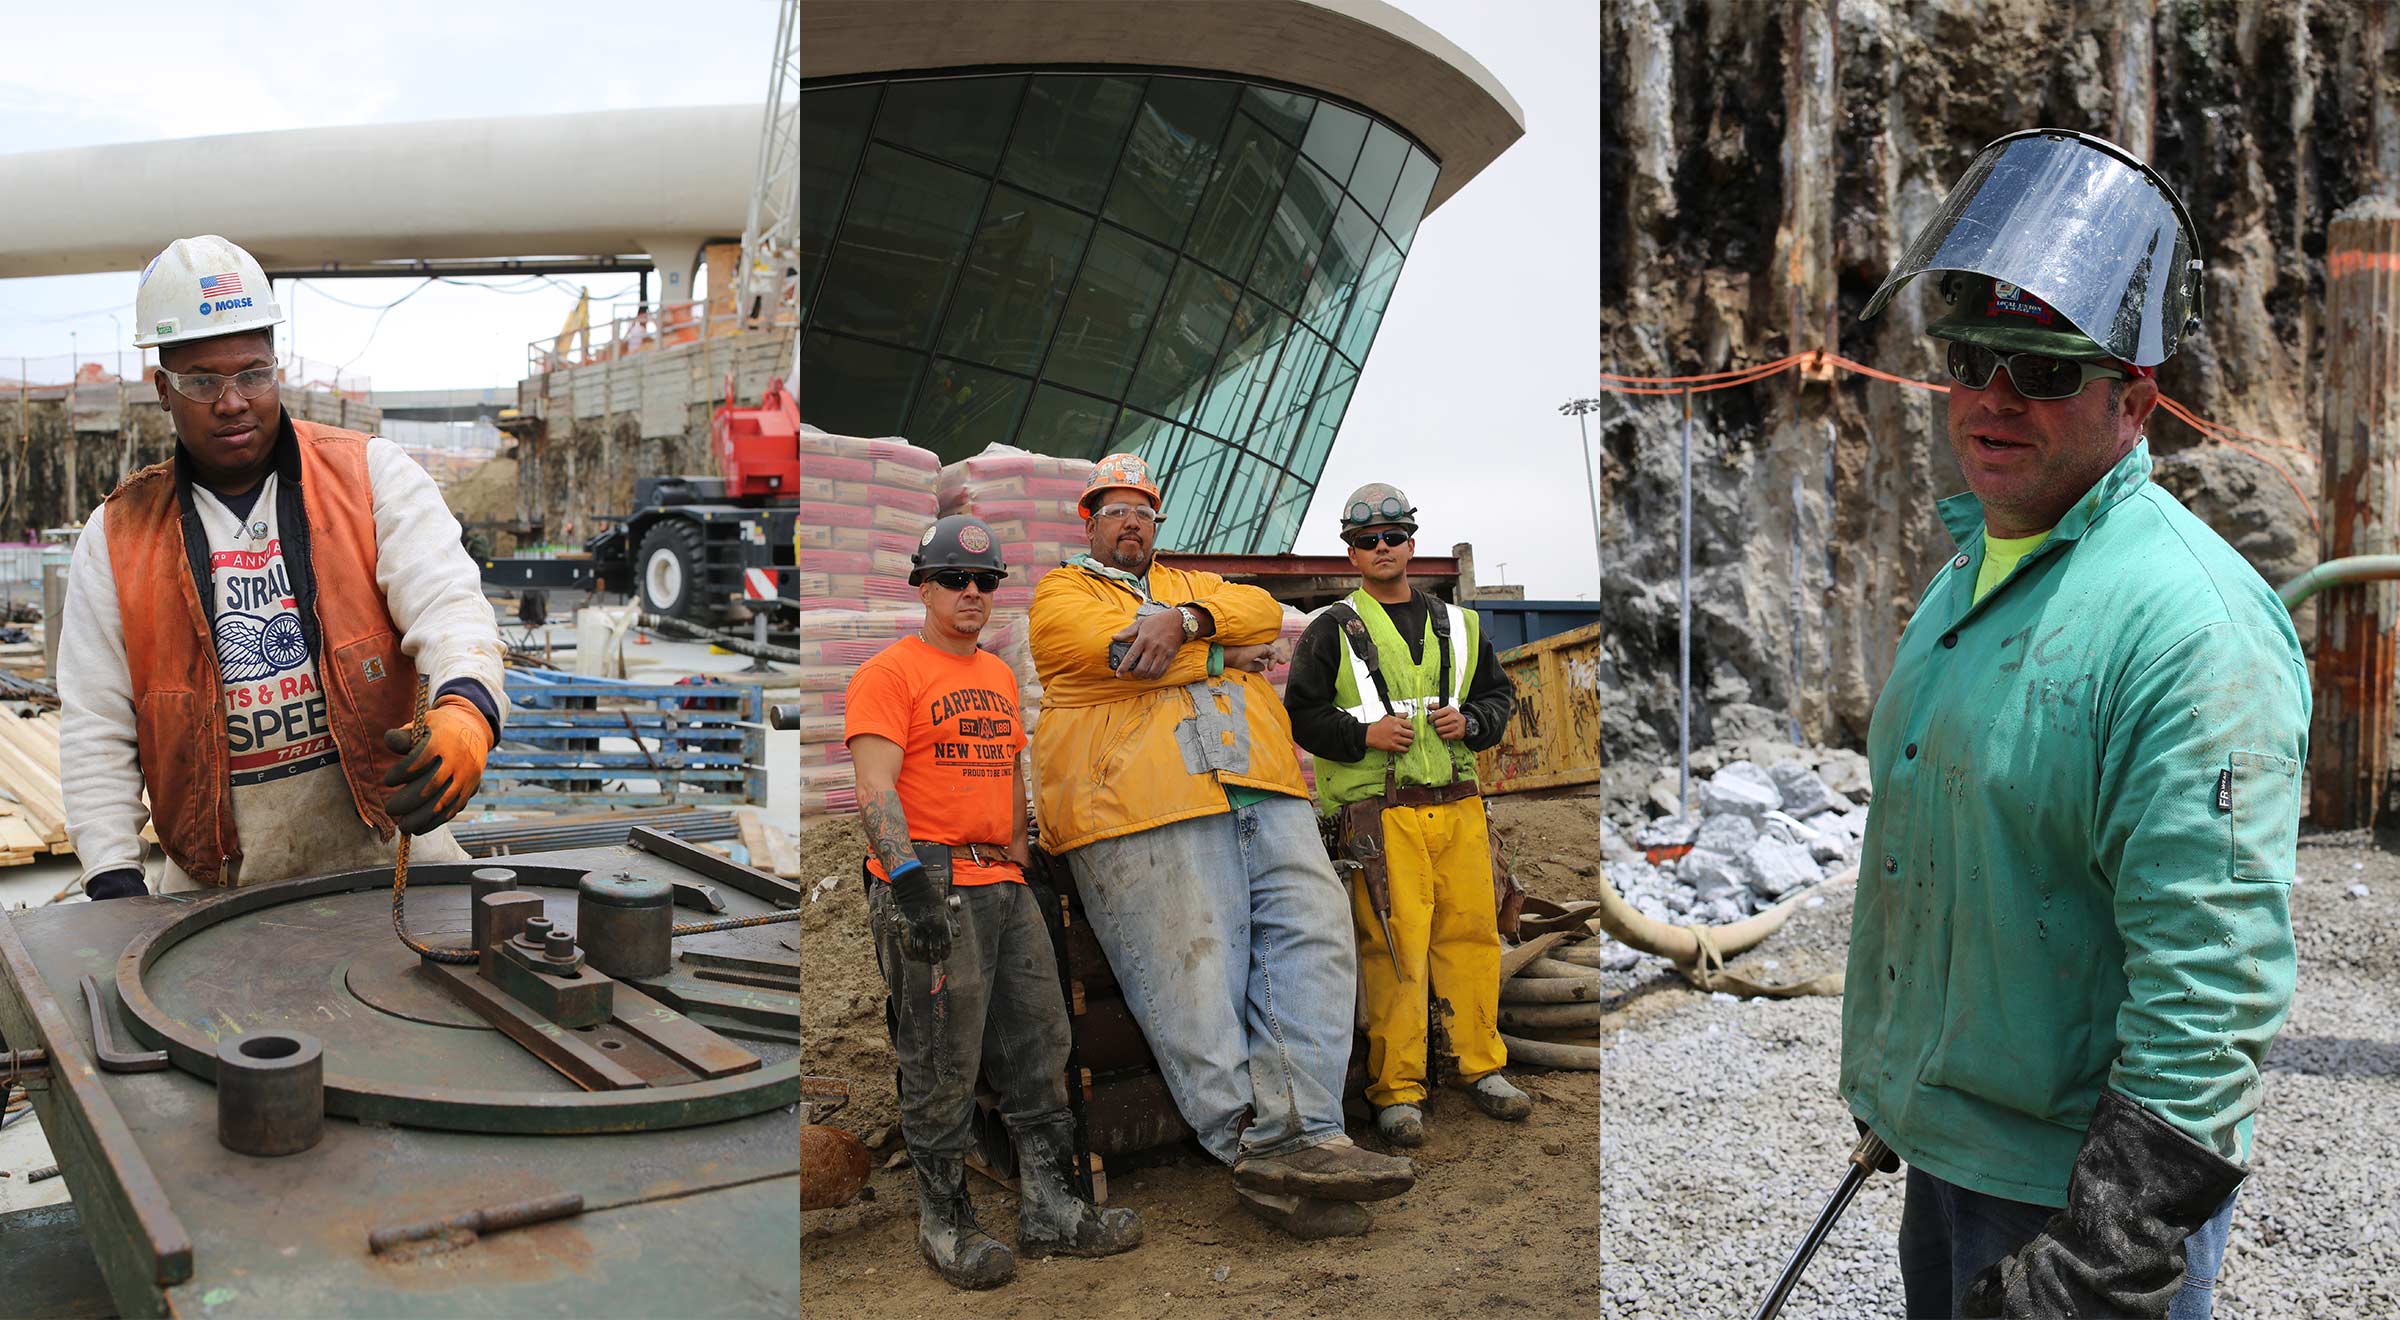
top-left (367, 1192), bottom-right (585, 1255)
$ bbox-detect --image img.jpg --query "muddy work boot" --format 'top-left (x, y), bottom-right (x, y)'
top-left (1232, 1134), bottom-right (1416, 1202)
top-left (1466, 1073), bottom-right (1533, 1121)
top-left (1374, 1103), bottom-right (1426, 1147)
top-left (912, 1154), bottom-right (1016, 1289)
top-left (1234, 1185), bottom-right (1372, 1239)
top-left (1013, 1119), bottom-right (1142, 1258)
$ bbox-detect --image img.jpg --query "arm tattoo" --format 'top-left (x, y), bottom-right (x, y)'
top-left (859, 786), bottom-right (917, 875)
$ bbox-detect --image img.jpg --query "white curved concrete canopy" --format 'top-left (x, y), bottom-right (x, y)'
top-left (799, 0), bottom-right (1525, 216)
top-left (0, 105), bottom-right (762, 286)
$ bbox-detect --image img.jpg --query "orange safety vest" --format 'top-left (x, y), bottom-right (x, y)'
top-left (103, 419), bottom-right (416, 887)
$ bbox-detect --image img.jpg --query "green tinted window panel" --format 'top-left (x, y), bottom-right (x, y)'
top-left (1212, 454), bottom-right (1276, 552)
top-left (872, 76), bottom-right (1026, 175)
top-left (1185, 113), bottom-right (1295, 283)
top-left (800, 84), bottom-right (878, 316)
top-left (1102, 78), bottom-right (1239, 247)
top-left (1249, 325), bottom-right (1333, 439)
top-left (936, 186), bottom-right (1093, 374)
top-left (810, 144), bottom-right (987, 350)
top-left (1300, 199), bottom-right (1377, 344)
top-left (1289, 369), bottom-right (1357, 481)
top-left (1194, 294), bottom-right (1287, 440)
top-left (1159, 437), bottom-right (1230, 544)
top-left (1247, 158), bottom-right (1341, 314)
top-left (1298, 101), bottom-right (1368, 185)
top-left (799, 331), bottom-right (924, 438)
top-left (1258, 473), bottom-right (1314, 553)
top-left (1336, 235), bottom-right (1405, 366)
top-left (1019, 385), bottom-right (1118, 461)
top-left (904, 358), bottom-right (1032, 464)
top-left (1001, 75), bottom-right (1144, 212)
top-left (1348, 123), bottom-right (1410, 223)
top-left (1112, 409), bottom-right (1182, 467)
top-left (1383, 149), bottom-right (1440, 252)
top-left (1241, 86), bottom-right (1314, 145)
top-left (1043, 225), bottom-right (1174, 400)
top-left (1127, 260), bottom-right (1238, 419)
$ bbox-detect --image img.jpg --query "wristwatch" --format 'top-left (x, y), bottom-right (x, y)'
top-left (1177, 605), bottom-right (1200, 640)
top-left (1462, 708), bottom-right (1481, 740)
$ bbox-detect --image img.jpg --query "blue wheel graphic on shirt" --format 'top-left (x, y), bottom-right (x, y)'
top-left (260, 614), bottom-right (308, 670)
top-left (215, 611), bottom-right (307, 683)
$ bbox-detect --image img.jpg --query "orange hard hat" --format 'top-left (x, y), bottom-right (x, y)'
top-left (1079, 452), bottom-right (1162, 517)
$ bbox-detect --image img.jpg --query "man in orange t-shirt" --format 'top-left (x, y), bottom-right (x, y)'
top-left (844, 514), bottom-right (1139, 1291)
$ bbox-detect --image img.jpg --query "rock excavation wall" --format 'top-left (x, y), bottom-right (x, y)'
top-left (1600, 0), bottom-right (2400, 758)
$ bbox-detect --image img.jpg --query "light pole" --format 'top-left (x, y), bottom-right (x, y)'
top-left (1560, 397), bottom-right (1604, 601)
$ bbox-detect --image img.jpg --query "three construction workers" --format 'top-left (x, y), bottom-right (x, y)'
top-left (60, 234), bottom-right (504, 896)
top-left (843, 514), bottom-right (1140, 1290)
top-left (1282, 485), bottom-right (1529, 1145)
top-left (1845, 130), bottom-right (2305, 1319)
top-left (1027, 454), bottom-right (1416, 1240)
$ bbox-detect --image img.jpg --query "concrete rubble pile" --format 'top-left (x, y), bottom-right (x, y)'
top-left (1601, 748), bottom-right (1871, 927)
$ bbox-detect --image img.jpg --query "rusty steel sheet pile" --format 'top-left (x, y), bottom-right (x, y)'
top-left (0, 844), bottom-right (801, 1317)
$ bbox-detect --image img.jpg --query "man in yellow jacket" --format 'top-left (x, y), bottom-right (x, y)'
top-left (1030, 454), bottom-right (1415, 1240)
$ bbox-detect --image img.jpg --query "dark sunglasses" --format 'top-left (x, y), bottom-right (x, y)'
top-left (1346, 530), bottom-right (1412, 550)
top-left (1946, 341), bottom-right (2130, 401)
top-left (930, 570), bottom-right (1001, 593)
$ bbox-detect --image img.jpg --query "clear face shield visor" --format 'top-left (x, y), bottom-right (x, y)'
top-left (1860, 130), bottom-right (2203, 367)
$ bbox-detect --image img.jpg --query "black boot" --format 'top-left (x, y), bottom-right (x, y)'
top-left (912, 1154), bottom-right (1016, 1289)
top-left (1014, 1118), bottom-right (1142, 1258)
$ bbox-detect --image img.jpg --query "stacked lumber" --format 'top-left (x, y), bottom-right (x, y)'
top-left (0, 706), bottom-right (71, 865)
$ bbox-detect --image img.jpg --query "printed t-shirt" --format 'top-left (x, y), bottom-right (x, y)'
top-left (843, 636), bottom-right (1026, 886)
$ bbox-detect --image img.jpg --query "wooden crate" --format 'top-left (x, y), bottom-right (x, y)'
top-left (1476, 620), bottom-right (1605, 795)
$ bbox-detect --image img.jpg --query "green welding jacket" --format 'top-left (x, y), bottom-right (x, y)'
top-left (1839, 440), bottom-right (2305, 1209)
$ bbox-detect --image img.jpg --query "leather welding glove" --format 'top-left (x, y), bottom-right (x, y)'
top-left (381, 694), bottom-right (497, 835)
top-left (83, 869), bottom-right (148, 901)
top-left (885, 859), bottom-right (951, 964)
top-left (1961, 1089), bottom-right (2245, 1318)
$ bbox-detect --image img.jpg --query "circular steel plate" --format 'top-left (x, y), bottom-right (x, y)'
top-left (116, 863), bottom-right (800, 1134)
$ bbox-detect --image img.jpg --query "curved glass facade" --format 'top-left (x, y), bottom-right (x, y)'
top-left (799, 71), bottom-right (1440, 553)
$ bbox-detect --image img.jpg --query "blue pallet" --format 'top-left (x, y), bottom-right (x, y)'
top-left (472, 671), bottom-right (768, 809)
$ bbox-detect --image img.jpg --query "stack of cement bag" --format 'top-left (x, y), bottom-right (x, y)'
top-left (794, 426), bottom-right (944, 819)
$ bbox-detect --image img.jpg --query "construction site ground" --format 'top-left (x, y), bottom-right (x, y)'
top-left (1599, 827), bottom-right (2400, 1319)
top-left (799, 792), bottom-right (1604, 1318)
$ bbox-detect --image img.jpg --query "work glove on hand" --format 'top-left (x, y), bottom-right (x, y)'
top-left (1961, 1089), bottom-right (2244, 1319)
top-left (885, 859), bottom-right (952, 963)
top-left (84, 869), bottom-right (147, 901)
top-left (381, 694), bottom-right (496, 836)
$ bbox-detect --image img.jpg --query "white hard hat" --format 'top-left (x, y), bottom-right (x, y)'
top-left (132, 235), bottom-right (284, 350)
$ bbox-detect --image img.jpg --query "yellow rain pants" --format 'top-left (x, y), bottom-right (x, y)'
top-left (1349, 795), bottom-right (1506, 1108)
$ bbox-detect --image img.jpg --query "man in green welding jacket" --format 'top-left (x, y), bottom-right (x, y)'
top-left (1841, 130), bottom-right (2306, 1320)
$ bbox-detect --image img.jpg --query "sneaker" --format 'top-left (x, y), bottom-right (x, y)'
top-left (1466, 1073), bottom-right (1533, 1121)
top-left (1375, 1104), bottom-right (1426, 1147)
top-left (1233, 1186), bottom-right (1372, 1239)
top-left (1232, 1134), bottom-right (1416, 1203)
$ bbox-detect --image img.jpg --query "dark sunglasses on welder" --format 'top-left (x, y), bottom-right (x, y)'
top-left (1946, 342), bottom-right (2130, 402)
top-left (1345, 529), bottom-right (1412, 550)
top-left (929, 570), bottom-right (1001, 593)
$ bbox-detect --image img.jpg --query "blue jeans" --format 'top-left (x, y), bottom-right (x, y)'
top-left (1065, 794), bottom-right (1356, 1164)
top-left (1898, 1166), bottom-right (2237, 1319)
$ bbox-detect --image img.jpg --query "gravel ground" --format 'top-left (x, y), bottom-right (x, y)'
top-left (1599, 827), bottom-right (2400, 1318)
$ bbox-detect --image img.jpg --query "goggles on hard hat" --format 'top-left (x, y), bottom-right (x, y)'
top-left (1346, 494), bottom-right (1416, 526)
top-left (1944, 343), bottom-right (2131, 401)
top-left (1861, 129), bottom-right (2204, 367)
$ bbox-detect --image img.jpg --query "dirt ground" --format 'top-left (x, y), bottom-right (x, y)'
top-left (799, 792), bottom-right (1603, 1318)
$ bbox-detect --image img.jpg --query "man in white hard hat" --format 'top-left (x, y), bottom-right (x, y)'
top-left (57, 235), bottom-right (505, 896)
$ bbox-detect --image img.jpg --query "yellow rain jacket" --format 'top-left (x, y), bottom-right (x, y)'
top-left (1029, 560), bottom-right (1305, 852)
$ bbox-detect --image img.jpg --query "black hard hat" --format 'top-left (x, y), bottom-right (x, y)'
top-left (908, 515), bottom-right (1009, 585)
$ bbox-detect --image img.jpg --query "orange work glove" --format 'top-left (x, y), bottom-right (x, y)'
top-left (381, 694), bottom-right (496, 835)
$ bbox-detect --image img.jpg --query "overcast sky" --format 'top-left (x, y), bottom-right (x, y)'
top-left (0, 0), bottom-right (1597, 598)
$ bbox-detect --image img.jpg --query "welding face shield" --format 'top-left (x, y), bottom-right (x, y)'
top-left (1860, 130), bottom-right (2204, 367)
